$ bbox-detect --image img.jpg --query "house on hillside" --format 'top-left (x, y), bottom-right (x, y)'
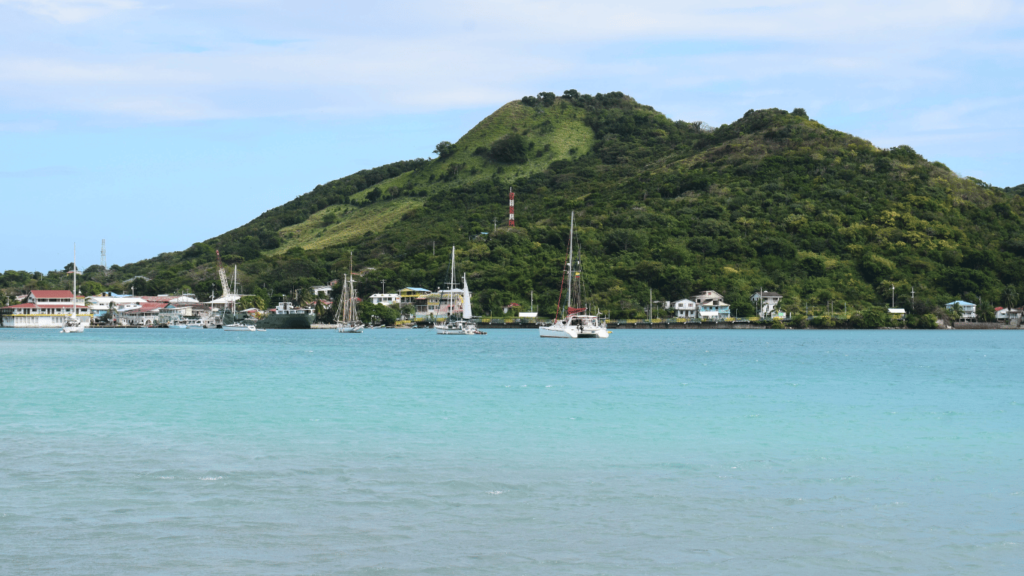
top-left (751, 291), bottom-right (784, 319)
top-left (692, 290), bottom-right (731, 320)
top-left (667, 298), bottom-right (698, 319)
top-left (369, 293), bottom-right (400, 306)
top-left (945, 300), bottom-right (977, 320)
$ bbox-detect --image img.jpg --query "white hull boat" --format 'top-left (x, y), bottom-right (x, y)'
top-left (224, 323), bottom-right (256, 332)
top-left (540, 211), bottom-right (609, 340)
top-left (435, 320), bottom-right (484, 335)
top-left (337, 323), bottom-right (364, 333)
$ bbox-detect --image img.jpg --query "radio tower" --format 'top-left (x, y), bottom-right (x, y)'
top-left (101, 239), bottom-right (107, 269)
top-left (508, 187), bottom-right (515, 227)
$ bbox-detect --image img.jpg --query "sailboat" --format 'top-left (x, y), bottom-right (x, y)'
top-left (337, 254), bottom-right (365, 333)
top-left (435, 246), bottom-right (484, 335)
top-left (539, 211), bottom-right (609, 339)
top-left (60, 244), bottom-right (86, 333)
top-left (224, 265), bottom-right (256, 331)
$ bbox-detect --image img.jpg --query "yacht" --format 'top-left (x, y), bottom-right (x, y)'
top-left (539, 212), bottom-right (609, 339)
top-left (435, 247), bottom-right (484, 335)
top-left (60, 245), bottom-right (86, 334)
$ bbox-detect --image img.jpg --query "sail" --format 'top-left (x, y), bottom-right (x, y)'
top-left (462, 273), bottom-right (473, 319)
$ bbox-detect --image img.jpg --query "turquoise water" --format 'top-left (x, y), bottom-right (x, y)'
top-left (1, 328), bottom-right (1020, 574)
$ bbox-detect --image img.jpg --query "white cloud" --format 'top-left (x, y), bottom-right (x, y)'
top-left (0, 0), bottom-right (139, 23)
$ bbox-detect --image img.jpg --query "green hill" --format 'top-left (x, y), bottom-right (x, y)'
top-left (9, 91), bottom-right (1023, 324)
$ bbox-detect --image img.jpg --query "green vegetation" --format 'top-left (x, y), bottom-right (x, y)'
top-left (4, 91), bottom-right (1023, 329)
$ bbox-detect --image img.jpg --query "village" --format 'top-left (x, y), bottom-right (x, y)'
top-left (2, 284), bottom-right (1020, 330)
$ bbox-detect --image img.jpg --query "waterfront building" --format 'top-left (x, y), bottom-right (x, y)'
top-left (1, 290), bottom-right (92, 328)
top-left (692, 290), bottom-right (731, 320)
top-left (369, 293), bottom-right (400, 306)
top-left (945, 300), bottom-right (977, 320)
top-left (120, 302), bottom-right (168, 326)
top-left (399, 287), bottom-right (431, 308)
top-left (668, 298), bottom-right (698, 319)
top-left (751, 291), bottom-right (784, 319)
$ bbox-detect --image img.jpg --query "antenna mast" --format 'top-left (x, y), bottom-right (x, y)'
top-left (508, 187), bottom-right (515, 227)
top-left (215, 250), bottom-right (231, 298)
top-left (101, 239), bottom-right (106, 270)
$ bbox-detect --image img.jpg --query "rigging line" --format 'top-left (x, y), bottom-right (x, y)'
top-left (554, 226), bottom-right (572, 323)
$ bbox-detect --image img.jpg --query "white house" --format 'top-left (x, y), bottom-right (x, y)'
top-left (751, 291), bottom-right (783, 319)
top-left (946, 300), bottom-right (976, 320)
top-left (312, 285), bottom-right (334, 297)
top-left (668, 298), bottom-right (698, 319)
top-left (995, 307), bottom-right (1023, 322)
top-left (369, 293), bottom-right (400, 306)
top-left (692, 290), bottom-right (731, 320)
top-left (0, 290), bottom-right (92, 328)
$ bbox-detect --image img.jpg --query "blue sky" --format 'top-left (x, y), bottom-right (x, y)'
top-left (2, 0), bottom-right (1022, 271)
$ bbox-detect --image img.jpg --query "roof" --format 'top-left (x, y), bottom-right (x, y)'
top-left (122, 303), bottom-right (168, 315)
top-left (401, 287), bottom-right (431, 293)
top-left (753, 291), bottom-right (782, 297)
top-left (30, 290), bottom-right (74, 299)
top-left (3, 303), bottom-right (88, 310)
top-left (946, 300), bottom-right (975, 306)
top-left (888, 308), bottom-right (906, 314)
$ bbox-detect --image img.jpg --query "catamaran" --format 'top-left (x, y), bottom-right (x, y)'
top-left (337, 253), bottom-right (365, 333)
top-left (223, 265), bottom-right (256, 331)
top-left (60, 244), bottom-right (86, 333)
top-left (539, 211), bottom-right (609, 339)
top-left (435, 246), bottom-right (484, 335)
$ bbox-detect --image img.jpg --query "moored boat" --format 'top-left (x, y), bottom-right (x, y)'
top-left (539, 211), bottom-right (609, 339)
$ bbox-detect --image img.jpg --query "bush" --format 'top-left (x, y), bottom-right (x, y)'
top-left (490, 134), bottom-right (527, 164)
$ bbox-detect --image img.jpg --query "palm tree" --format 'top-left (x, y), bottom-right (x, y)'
top-left (314, 298), bottom-right (327, 322)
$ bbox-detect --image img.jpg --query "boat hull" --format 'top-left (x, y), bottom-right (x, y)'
top-left (337, 323), bottom-right (364, 333)
top-left (224, 324), bottom-right (256, 332)
top-left (539, 325), bottom-right (577, 338)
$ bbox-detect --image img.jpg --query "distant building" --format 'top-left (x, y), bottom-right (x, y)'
top-left (692, 290), bottom-right (731, 320)
top-left (1, 290), bottom-right (92, 328)
top-left (751, 291), bottom-right (784, 319)
top-left (946, 300), bottom-right (976, 320)
top-left (668, 298), bottom-right (698, 319)
top-left (121, 302), bottom-right (168, 326)
top-left (312, 285), bottom-right (333, 297)
top-left (369, 293), bottom-right (400, 306)
top-left (888, 308), bottom-right (906, 320)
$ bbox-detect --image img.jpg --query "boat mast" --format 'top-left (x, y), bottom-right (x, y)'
top-left (566, 211), bottom-right (574, 315)
top-left (449, 246), bottom-right (456, 321)
top-left (71, 243), bottom-right (77, 320)
top-left (232, 265), bottom-right (237, 315)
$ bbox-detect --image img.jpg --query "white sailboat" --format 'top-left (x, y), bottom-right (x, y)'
top-left (539, 211), bottom-right (609, 339)
top-left (435, 246), bottom-right (484, 335)
top-left (223, 265), bottom-right (256, 331)
top-left (60, 244), bottom-right (86, 333)
top-left (337, 253), bottom-right (365, 333)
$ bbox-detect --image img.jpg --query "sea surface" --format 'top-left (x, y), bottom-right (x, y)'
top-left (1, 328), bottom-right (1020, 575)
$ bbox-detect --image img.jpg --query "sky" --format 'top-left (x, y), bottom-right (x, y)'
top-left (2, 0), bottom-right (1022, 272)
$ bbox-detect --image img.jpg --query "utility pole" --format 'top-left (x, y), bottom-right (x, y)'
top-left (432, 241), bottom-right (435, 256)
top-left (493, 217), bottom-right (497, 233)
top-left (891, 284), bottom-right (895, 308)
top-left (381, 280), bottom-right (386, 295)
top-left (911, 286), bottom-right (915, 309)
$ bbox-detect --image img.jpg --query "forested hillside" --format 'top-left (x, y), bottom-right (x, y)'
top-left (5, 91), bottom-right (1023, 324)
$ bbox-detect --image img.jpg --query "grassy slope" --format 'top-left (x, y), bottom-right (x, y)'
top-left (272, 198), bottom-right (426, 255)
top-left (267, 101), bottom-right (593, 253)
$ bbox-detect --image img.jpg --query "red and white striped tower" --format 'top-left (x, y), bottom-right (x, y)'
top-left (508, 187), bottom-right (515, 227)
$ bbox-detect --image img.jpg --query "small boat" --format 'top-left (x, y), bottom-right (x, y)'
top-left (185, 318), bottom-right (206, 329)
top-left (60, 244), bottom-right (86, 334)
top-left (539, 211), bottom-right (609, 339)
top-left (337, 253), bottom-right (365, 333)
top-left (435, 247), bottom-right (484, 335)
top-left (168, 320), bottom-right (189, 329)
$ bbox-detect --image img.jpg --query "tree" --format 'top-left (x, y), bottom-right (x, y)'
top-left (490, 134), bottom-right (527, 164)
top-left (314, 298), bottom-right (327, 322)
top-left (237, 295), bottom-right (266, 311)
top-left (433, 141), bottom-right (456, 159)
